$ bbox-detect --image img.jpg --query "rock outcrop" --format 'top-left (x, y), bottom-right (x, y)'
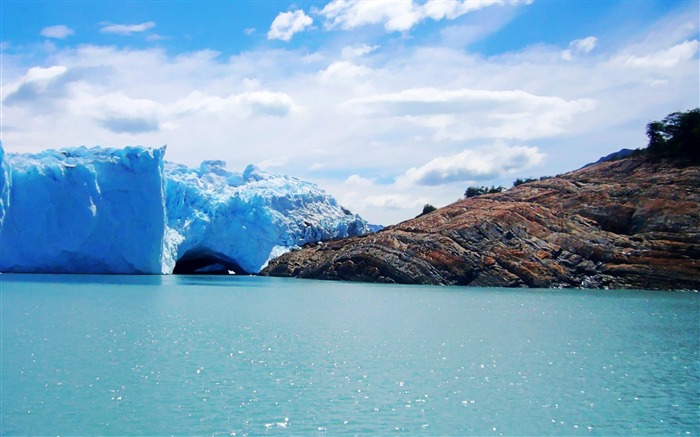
top-left (262, 157), bottom-right (700, 289)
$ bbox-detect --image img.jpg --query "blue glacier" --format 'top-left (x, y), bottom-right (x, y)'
top-left (0, 143), bottom-right (376, 274)
top-left (0, 145), bottom-right (10, 226)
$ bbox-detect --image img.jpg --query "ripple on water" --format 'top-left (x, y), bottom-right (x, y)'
top-left (1, 277), bottom-right (698, 436)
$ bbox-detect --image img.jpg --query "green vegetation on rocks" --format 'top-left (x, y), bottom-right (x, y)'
top-left (464, 185), bottom-right (505, 198)
top-left (646, 108), bottom-right (699, 163)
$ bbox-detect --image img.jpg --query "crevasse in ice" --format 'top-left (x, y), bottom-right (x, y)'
top-left (0, 143), bottom-right (376, 274)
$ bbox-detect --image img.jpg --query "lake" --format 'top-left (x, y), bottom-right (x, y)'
top-left (1, 274), bottom-right (698, 436)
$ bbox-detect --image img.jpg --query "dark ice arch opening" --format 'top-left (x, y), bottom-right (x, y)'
top-left (173, 248), bottom-right (248, 275)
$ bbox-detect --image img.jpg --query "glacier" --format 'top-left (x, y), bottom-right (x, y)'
top-left (163, 160), bottom-right (374, 274)
top-left (0, 145), bottom-right (9, 227)
top-left (0, 143), bottom-right (376, 274)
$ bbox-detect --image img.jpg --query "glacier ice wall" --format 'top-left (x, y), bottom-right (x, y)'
top-left (165, 161), bottom-right (373, 273)
top-left (0, 143), bottom-right (10, 226)
top-left (0, 144), bottom-right (375, 274)
top-left (1, 146), bottom-right (167, 273)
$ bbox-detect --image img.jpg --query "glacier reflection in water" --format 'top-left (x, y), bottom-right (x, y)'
top-left (1, 274), bottom-right (698, 435)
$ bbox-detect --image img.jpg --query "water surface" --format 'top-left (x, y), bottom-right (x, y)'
top-left (1, 275), bottom-right (698, 435)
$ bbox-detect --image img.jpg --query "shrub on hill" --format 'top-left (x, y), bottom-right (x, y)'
top-left (416, 204), bottom-right (438, 217)
top-left (646, 108), bottom-right (699, 163)
top-left (513, 177), bottom-right (537, 187)
top-left (464, 185), bottom-right (505, 198)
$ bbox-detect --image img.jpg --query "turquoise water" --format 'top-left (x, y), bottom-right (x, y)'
top-left (1, 275), bottom-right (698, 436)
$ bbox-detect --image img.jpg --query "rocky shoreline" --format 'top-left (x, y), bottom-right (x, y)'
top-left (261, 156), bottom-right (700, 290)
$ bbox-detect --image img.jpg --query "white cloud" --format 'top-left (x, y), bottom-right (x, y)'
top-left (363, 193), bottom-right (428, 210)
top-left (645, 78), bottom-right (669, 87)
top-left (317, 0), bottom-right (531, 33)
top-left (40, 25), bottom-right (74, 39)
top-left (3, 66), bottom-right (70, 107)
top-left (613, 39), bottom-right (699, 68)
top-left (100, 21), bottom-right (156, 35)
top-left (562, 36), bottom-right (597, 61)
top-left (319, 0), bottom-right (420, 32)
top-left (242, 78), bottom-right (261, 89)
top-left (343, 87), bottom-right (596, 140)
top-left (3, 56), bottom-right (300, 136)
top-left (401, 145), bottom-right (544, 186)
top-left (2, 5), bottom-right (698, 226)
top-left (267, 10), bottom-right (313, 41)
top-left (19, 65), bottom-right (67, 83)
top-left (345, 174), bottom-right (375, 187)
top-left (258, 157), bottom-right (289, 169)
top-left (424, 0), bottom-right (532, 20)
top-left (573, 36), bottom-right (598, 54)
top-left (303, 52), bottom-right (325, 64)
top-left (170, 90), bottom-right (300, 118)
top-left (236, 91), bottom-right (300, 117)
top-left (319, 61), bottom-right (372, 82)
top-left (338, 174), bottom-right (429, 219)
top-left (341, 44), bottom-right (379, 59)
top-left (72, 92), bottom-right (162, 134)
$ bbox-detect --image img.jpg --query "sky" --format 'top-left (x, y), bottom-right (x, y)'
top-left (1, 0), bottom-right (698, 225)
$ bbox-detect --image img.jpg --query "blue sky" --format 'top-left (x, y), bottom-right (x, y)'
top-left (1, 0), bottom-right (699, 224)
top-left (2, 1), bottom-right (687, 56)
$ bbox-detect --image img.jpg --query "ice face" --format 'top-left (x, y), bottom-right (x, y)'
top-left (0, 146), bottom-right (167, 273)
top-left (0, 144), bottom-right (376, 274)
top-left (165, 161), bottom-right (374, 274)
top-left (0, 143), bottom-right (10, 226)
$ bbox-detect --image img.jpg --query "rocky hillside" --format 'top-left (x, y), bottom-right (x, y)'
top-left (261, 157), bottom-right (700, 289)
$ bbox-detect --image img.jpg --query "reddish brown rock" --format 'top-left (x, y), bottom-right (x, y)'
top-left (261, 157), bottom-right (700, 289)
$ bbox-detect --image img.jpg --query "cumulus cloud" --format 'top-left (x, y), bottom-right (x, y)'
top-left (11, 65), bottom-right (68, 86)
top-left (98, 117), bottom-right (160, 134)
top-left (612, 39), bottom-right (699, 68)
top-left (562, 36), bottom-right (597, 61)
top-left (2, 56), bottom-right (300, 136)
top-left (572, 36), bottom-right (598, 53)
top-left (363, 193), bottom-right (428, 209)
top-left (237, 91), bottom-right (299, 117)
top-left (342, 87), bottom-right (596, 140)
top-left (76, 93), bottom-right (162, 134)
top-left (3, 66), bottom-right (70, 106)
top-left (401, 145), bottom-right (544, 186)
top-left (339, 174), bottom-right (430, 218)
top-left (319, 0), bottom-right (421, 32)
top-left (100, 21), bottom-right (156, 35)
top-left (3, 5), bottom-right (698, 225)
top-left (319, 61), bottom-right (372, 82)
top-left (345, 174), bottom-right (375, 187)
top-left (258, 157), bottom-right (289, 169)
top-left (40, 25), bottom-right (74, 39)
top-left (86, 89), bottom-right (298, 134)
top-left (174, 90), bottom-right (299, 117)
top-left (341, 44), bottom-right (379, 59)
top-left (423, 0), bottom-right (532, 20)
top-left (88, 88), bottom-right (298, 134)
top-left (645, 78), bottom-right (669, 87)
top-left (267, 10), bottom-right (313, 41)
top-left (317, 0), bottom-right (532, 33)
